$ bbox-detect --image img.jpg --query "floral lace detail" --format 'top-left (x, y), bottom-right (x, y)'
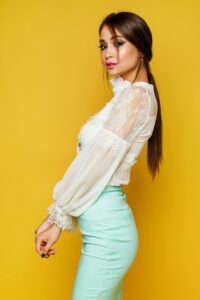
top-left (47, 202), bottom-right (77, 232)
top-left (104, 86), bottom-right (151, 141)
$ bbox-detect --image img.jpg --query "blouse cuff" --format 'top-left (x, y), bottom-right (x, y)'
top-left (47, 202), bottom-right (78, 232)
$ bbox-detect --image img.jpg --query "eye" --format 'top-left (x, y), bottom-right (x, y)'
top-left (98, 40), bottom-right (125, 51)
top-left (98, 44), bottom-right (106, 51)
top-left (114, 40), bottom-right (124, 47)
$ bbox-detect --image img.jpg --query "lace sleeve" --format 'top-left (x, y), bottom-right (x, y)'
top-left (103, 85), bottom-right (151, 141)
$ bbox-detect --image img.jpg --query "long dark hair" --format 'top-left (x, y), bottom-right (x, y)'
top-left (99, 12), bottom-right (163, 180)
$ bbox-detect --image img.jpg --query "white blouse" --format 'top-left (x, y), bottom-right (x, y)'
top-left (47, 75), bottom-right (158, 232)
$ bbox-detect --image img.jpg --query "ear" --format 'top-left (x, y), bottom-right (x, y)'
top-left (138, 49), bottom-right (144, 59)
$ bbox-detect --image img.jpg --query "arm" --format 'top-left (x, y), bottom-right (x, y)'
top-left (47, 86), bottom-right (152, 232)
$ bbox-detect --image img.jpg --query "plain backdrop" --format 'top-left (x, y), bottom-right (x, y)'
top-left (0, 1), bottom-right (200, 299)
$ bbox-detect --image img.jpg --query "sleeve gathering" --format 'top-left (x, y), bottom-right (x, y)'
top-left (47, 85), bottom-right (152, 232)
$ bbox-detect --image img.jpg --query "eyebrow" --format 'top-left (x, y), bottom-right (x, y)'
top-left (99, 35), bottom-right (124, 42)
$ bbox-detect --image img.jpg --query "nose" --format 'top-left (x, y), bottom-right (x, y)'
top-left (105, 46), bottom-right (116, 61)
top-left (105, 53), bottom-right (116, 63)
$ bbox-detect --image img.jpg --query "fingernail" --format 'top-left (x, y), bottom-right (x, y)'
top-left (41, 253), bottom-right (46, 257)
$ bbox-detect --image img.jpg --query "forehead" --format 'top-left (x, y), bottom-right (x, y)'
top-left (99, 25), bottom-right (125, 41)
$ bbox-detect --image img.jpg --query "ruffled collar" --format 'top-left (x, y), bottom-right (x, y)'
top-left (109, 75), bottom-right (153, 94)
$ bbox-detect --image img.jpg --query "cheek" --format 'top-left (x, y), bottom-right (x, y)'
top-left (119, 46), bottom-right (137, 66)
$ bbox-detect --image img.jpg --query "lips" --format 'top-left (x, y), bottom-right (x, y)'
top-left (106, 63), bottom-right (117, 66)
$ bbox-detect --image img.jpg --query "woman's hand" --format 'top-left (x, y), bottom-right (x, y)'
top-left (35, 223), bottom-right (62, 258)
top-left (35, 216), bottom-right (53, 237)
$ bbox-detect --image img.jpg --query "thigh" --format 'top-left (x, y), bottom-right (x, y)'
top-left (72, 253), bottom-right (124, 300)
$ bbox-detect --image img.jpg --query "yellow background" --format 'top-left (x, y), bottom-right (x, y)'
top-left (0, 1), bottom-right (200, 299)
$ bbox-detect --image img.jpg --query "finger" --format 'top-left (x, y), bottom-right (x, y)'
top-left (45, 249), bottom-right (55, 257)
top-left (36, 236), bottom-right (47, 255)
top-left (36, 236), bottom-right (42, 254)
top-left (35, 223), bottom-right (52, 239)
top-left (48, 249), bottom-right (56, 255)
top-left (35, 228), bottom-right (43, 238)
top-left (42, 240), bottom-right (52, 255)
top-left (35, 234), bottom-right (39, 243)
top-left (35, 232), bottom-right (45, 243)
top-left (41, 253), bottom-right (50, 258)
top-left (40, 242), bottom-right (47, 254)
top-left (35, 230), bottom-right (40, 237)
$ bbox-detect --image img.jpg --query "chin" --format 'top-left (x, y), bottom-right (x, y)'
top-left (107, 70), bottom-right (119, 76)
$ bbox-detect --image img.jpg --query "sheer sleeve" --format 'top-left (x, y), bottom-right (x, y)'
top-left (47, 85), bottom-right (152, 232)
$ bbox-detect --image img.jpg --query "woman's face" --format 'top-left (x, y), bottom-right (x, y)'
top-left (99, 25), bottom-right (142, 80)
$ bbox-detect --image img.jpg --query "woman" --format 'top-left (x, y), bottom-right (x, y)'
top-left (35, 11), bottom-right (163, 299)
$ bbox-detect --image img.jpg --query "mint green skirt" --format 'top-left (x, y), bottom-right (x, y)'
top-left (72, 185), bottom-right (139, 300)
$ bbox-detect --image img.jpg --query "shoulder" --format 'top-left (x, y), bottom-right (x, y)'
top-left (115, 85), bottom-right (153, 109)
top-left (116, 84), bottom-right (151, 101)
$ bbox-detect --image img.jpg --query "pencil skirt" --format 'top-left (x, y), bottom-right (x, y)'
top-left (71, 185), bottom-right (139, 300)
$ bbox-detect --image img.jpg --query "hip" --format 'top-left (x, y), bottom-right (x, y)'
top-left (78, 185), bottom-right (139, 242)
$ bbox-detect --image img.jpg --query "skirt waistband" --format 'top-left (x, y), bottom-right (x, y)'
top-left (103, 185), bottom-right (123, 192)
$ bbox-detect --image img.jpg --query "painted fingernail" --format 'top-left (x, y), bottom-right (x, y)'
top-left (41, 253), bottom-right (46, 257)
